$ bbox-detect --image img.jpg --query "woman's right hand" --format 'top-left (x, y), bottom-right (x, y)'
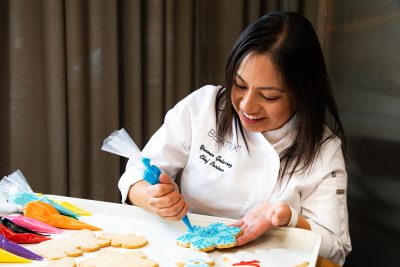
top-left (147, 173), bottom-right (189, 221)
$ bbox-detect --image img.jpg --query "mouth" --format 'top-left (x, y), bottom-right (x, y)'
top-left (241, 112), bottom-right (265, 124)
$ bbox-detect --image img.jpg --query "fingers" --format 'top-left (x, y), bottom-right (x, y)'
top-left (156, 198), bottom-right (190, 221)
top-left (147, 173), bottom-right (189, 221)
top-left (148, 182), bottom-right (176, 198)
top-left (163, 200), bottom-right (190, 221)
top-left (148, 190), bottom-right (181, 209)
top-left (236, 234), bottom-right (250, 246)
top-left (148, 173), bottom-right (176, 197)
top-left (236, 222), bottom-right (266, 246)
top-left (235, 204), bottom-right (275, 246)
top-left (269, 203), bottom-right (291, 227)
top-left (235, 202), bottom-right (293, 247)
top-left (230, 219), bottom-right (243, 227)
top-left (158, 173), bottom-right (172, 185)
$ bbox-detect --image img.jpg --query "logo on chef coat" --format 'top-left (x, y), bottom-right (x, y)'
top-left (207, 129), bottom-right (242, 152)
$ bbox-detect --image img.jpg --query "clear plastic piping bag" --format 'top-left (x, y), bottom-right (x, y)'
top-left (0, 169), bottom-right (30, 215)
top-left (101, 128), bottom-right (142, 160)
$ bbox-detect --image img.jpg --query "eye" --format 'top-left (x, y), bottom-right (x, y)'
top-left (262, 95), bottom-right (279, 101)
top-left (233, 80), bottom-right (247, 90)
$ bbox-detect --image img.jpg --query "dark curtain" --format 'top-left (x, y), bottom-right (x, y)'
top-left (0, 0), bottom-right (310, 202)
top-left (324, 0), bottom-right (400, 266)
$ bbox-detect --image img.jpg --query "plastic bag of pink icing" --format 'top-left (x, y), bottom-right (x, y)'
top-left (6, 215), bottom-right (62, 234)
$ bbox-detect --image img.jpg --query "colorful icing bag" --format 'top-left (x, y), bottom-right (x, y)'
top-left (0, 234), bottom-right (43, 260)
top-left (0, 225), bottom-right (50, 244)
top-left (5, 214), bottom-right (62, 234)
top-left (0, 248), bottom-right (31, 263)
top-left (0, 216), bottom-right (47, 236)
top-left (102, 128), bottom-right (194, 230)
top-left (9, 192), bottom-right (79, 219)
top-left (51, 200), bottom-right (92, 216)
top-left (23, 201), bottom-right (101, 231)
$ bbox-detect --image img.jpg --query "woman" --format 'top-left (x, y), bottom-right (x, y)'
top-left (118, 11), bottom-right (351, 264)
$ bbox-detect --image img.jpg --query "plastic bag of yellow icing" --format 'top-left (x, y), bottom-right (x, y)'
top-left (23, 201), bottom-right (101, 231)
top-left (52, 200), bottom-right (92, 216)
top-left (0, 248), bottom-right (31, 263)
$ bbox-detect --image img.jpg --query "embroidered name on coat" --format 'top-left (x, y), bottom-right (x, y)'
top-left (198, 144), bottom-right (233, 173)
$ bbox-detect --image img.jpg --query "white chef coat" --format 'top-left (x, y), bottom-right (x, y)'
top-left (118, 85), bottom-right (352, 265)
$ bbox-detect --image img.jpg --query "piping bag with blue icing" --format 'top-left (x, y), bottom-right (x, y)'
top-left (101, 128), bottom-right (194, 231)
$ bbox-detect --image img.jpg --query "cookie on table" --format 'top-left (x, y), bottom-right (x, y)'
top-left (43, 257), bottom-right (76, 267)
top-left (30, 229), bottom-right (111, 260)
top-left (173, 247), bottom-right (214, 266)
top-left (176, 222), bottom-right (242, 252)
top-left (98, 232), bottom-right (148, 249)
top-left (78, 250), bottom-right (158, 267)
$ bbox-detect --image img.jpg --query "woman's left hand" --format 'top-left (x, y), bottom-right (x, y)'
top-left (232, 202), bottom-right (292, 246)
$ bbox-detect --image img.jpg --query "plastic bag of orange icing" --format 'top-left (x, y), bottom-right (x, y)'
top-left (23, 201), bottom-right (101, 231)
top-left (0, 248), bottom-right (31, 263)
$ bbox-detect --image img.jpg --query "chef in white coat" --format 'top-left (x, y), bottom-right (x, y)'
top-left (118, 11), bottom-right (351, 265)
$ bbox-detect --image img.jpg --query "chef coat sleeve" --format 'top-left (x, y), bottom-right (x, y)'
top-left (300, 138), bottom-right (352, 265)
top-left (118, 94), bottom-right (193, 204)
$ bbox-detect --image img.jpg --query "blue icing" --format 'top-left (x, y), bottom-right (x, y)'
top-left (184, 259), bottom-right (210, 267)
top-left (191, 238), bottom-right (213, 250)
top-left (177, 222), bottom-right (241, 251)
top-left (217, 235), bottom-right (235, 244)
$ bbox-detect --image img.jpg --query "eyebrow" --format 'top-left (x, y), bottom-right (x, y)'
top-left (235, 74), bottom-right (285, 93)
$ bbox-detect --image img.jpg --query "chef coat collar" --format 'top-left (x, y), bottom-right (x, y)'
top-left (262, 114), bottom-right (298, 145)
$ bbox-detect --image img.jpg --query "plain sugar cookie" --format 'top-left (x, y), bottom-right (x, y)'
top-left (30, 230), bottom-right (111, 260)
top-left (98, 232), bottom-right (148, 249)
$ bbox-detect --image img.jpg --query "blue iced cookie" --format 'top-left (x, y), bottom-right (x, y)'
top-left (177, 222), bottom-right (242, 252)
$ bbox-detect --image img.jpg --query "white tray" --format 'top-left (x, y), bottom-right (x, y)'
top-left (2, 195), bottom-right (321, 267)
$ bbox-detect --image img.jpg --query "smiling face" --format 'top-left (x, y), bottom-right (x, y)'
top-left (231, 52), bottom-right (297, 133)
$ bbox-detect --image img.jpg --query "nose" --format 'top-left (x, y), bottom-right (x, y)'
top-left (240, 88), bottom-right (259, 113)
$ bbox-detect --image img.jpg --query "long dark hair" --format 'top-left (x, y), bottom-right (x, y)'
top-left (215, 11), bottom-right (345, 179)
